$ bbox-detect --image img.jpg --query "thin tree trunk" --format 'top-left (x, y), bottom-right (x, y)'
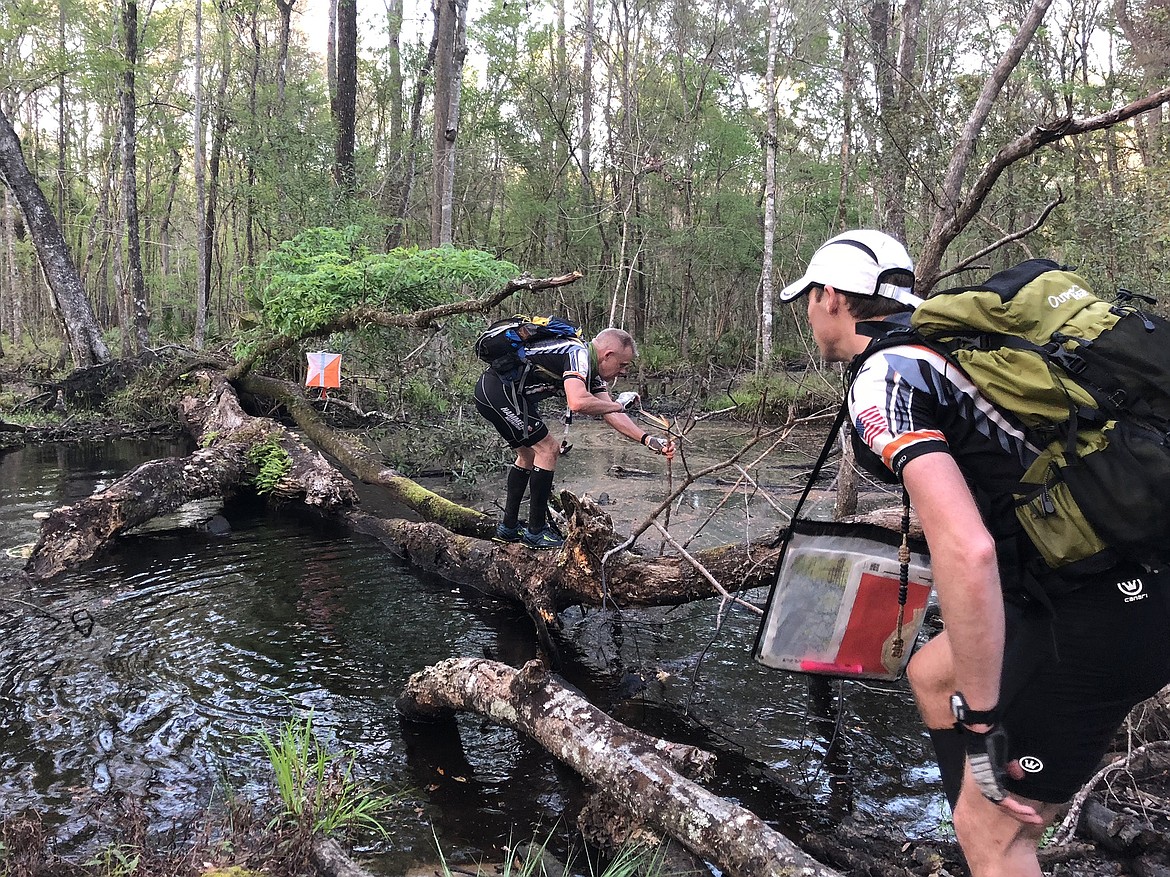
top-left (438, 0), bottom-right (467, 243)
top-left (158, 149), bottom-right (180, 277)
top-left (918, 0), bottom-right (1055, 285)
top-left (120, 0), bottom-right (149, 352)
top-left (3, 189), bottom-right (21, 345)
top-left (275, 0), bottom-right (295, 108)
top-left (0, 106), bottom-right (109, 366)
top-left (835, 20), bottom-right (854, 230)
top-left (333, 0), bottom-right (358, 194)
top-left (430, 0), bottom-right (455, 245)
top-left (327, 0), bottom-right (338, 115)
top-left (384, 12), bottom-right (437, 250)
top-left (245, 5), bottom-right (260, 268)
top-left (385, 0), bottom-right (405, 147)
top-left (193, 0), bottom-right (208, 349)
top-left (200, 3), bottom-right (231, 347)
top-left (57, 0), bottom-right (68, 229)
top-left (758, 0), bottom-right (779, 371)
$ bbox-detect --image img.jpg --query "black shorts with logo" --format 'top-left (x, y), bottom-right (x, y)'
top-left (999, 563), bottom-right (1170, 803)
top-left (473, 370), bottom-right (550, 448)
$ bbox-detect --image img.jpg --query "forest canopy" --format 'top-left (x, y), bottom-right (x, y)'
top-left (0, 0), bottom-right (1166, 375)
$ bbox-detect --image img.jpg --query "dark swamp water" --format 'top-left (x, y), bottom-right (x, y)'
top-left (0, 426), bottom-right (949, 872)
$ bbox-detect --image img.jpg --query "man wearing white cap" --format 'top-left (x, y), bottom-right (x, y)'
top-left (782, 230), bottom-right (1170, 877)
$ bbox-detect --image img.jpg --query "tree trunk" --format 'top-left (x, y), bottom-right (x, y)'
top-left (193, 0), bottom-right (208, 349)
top-left (26, 369), bottom-right (359, 579)
top-left (0, 105), bottom-right (109, 366)
top-left (275, 0), bottom-right (295, 108)
top-left (3, 188), bottom-right (22, 345)
top-left (333, 0), bottom-right (358, 194)
top-left (385, 6), bottom-right (438, 250)
top-left (440, 0), bottom-right (468, 244)
top-left (758, 0), bottom-right (779, 371)
top-left (430, 0), bottom-right (456, 246)
top-left (199, 4), bottom-right (231, 348)
top-left (398, 658), bottom-right (844, 877)
top-left (57, 0), bottom-right (68, 228)
top-left (121, 0), bottom-right (149, 353)
top-left (158, 149), bottom-right (180, 277)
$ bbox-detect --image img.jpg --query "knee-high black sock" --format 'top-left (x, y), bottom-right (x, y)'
top-left (527, 467), bottom-right (555, 532)
top-left (928, 725), bottom-right (967, 810)
top-left (503, 465), bottom-right (532, 528)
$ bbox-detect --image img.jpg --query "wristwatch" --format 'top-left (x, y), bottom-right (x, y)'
top-left (950, 691), bottom-right (998, 726)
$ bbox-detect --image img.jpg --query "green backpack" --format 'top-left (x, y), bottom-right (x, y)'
top-left (892, 259), bottom-right (1170, 576)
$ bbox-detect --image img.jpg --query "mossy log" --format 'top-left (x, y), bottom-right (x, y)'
top-left (237, 372), bottom-right (491, 537)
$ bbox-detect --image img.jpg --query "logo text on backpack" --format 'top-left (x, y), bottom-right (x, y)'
top-left (1047, 286), bottom-right (1090, 308)
top-left (1117, 578), bottom-right (1148, 602)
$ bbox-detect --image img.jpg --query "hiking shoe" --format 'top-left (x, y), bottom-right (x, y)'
top-left (492, 522), bottom-right (524, 543)
top-left (521, 526), bottom-right (564, 550)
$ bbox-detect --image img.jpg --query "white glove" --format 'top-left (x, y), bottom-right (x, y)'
top-left (615, 391), bottom-right (639, 411)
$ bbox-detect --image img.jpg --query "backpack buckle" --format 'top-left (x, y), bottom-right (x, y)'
top-left (1048, 346), bottom-right (1087, 375)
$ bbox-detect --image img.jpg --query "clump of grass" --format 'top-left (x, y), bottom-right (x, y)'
top-left (250, 711), bottom-right (402, 838)
top-left (433, 827), bottom-right (674, 877)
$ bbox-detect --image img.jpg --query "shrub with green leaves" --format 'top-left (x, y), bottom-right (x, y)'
top-left (249, 226), bottom-right (520, 340)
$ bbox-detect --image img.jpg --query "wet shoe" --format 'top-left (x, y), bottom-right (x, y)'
top-left (492, 522), bottom-right (524, 543)
top-left (521, 526), bottom-right (564, 550)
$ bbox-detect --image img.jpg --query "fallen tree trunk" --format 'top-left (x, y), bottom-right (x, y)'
top-left (26, 371), bottom-right (359, 578)
top-left (27, 370), bottom-right (783, 635)
top-left (397, 657), bottom-right (844, 877)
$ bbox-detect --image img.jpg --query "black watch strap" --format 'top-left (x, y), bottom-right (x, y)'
top-left (950, 692), bottom-right (999, 726)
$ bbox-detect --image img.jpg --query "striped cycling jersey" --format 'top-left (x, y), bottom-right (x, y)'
top-left (848, 341), bottom-right (1043, 535)
top-left (517, 338), bottom-right (606, 400)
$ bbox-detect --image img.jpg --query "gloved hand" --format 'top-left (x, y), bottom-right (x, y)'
top-left (962, 723), bottom-right (1011, 803)
top-left (615, 391), bottom-right (640, 411)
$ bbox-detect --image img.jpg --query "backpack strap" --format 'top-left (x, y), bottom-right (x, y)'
top-left (788, 399), bottom-right (850, 525)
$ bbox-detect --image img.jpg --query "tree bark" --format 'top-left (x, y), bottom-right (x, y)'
top-left (398, 658), bottom-right (844, 877)
top-left (758, 0), bottom-right (779, 371)
top-left (193, 0), bottom-right (208, 348)
top-left (333, 0), bottom-right (358, 194)
top-left (26, 370), bottom-right (359, 579)
top-left (430, 0), bottom-right (456, 246)
top-left (385, 6), bottom-right (437, 250)
top-left (275, 0), bottom-right (295, 108)
top-left (0, 105), bottom-right (109, 367)
top-left (198, 3), bottom-right (231, 348)
top-left (120, 0), bottom-right (149, 353)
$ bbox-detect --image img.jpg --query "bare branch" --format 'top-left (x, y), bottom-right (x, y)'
top-left (933, 194), bottom-right (1065, 284)
top-left (651, 520), bottom-right (763, 616)
top-left (919, 83), bottom-right (1170, 291)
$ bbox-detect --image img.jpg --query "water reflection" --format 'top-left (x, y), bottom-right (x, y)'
top-left (0, 434), bottom-right (944, 872)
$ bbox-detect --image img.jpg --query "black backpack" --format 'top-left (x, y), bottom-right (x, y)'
top-left (474, 314), bottom-right (583, 383)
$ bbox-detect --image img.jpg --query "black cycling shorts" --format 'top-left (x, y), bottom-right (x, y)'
top-left (473, 371), bottom-right (550, 448)
top-left (998, 563), bottom-right (1170, 803)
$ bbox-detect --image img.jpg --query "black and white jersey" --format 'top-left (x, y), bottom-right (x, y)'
top-left (848, 340), bottom-right (1042, 538)
top-left (519, 339), bottom-right (606, 400)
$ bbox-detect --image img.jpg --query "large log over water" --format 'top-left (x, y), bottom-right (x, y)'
top-left (25, 369), bottom-right (784, 634)
top-left (26, 370), bottom-right (358, 579)
top-left (398, 657), bottom-right (844, 877)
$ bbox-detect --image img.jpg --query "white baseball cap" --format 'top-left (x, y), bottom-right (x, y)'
top-left (779, 229), bottom-right (921, 307)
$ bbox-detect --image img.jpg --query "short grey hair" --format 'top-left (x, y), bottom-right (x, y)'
top-left (593, 327), bottom-right (637, 357)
